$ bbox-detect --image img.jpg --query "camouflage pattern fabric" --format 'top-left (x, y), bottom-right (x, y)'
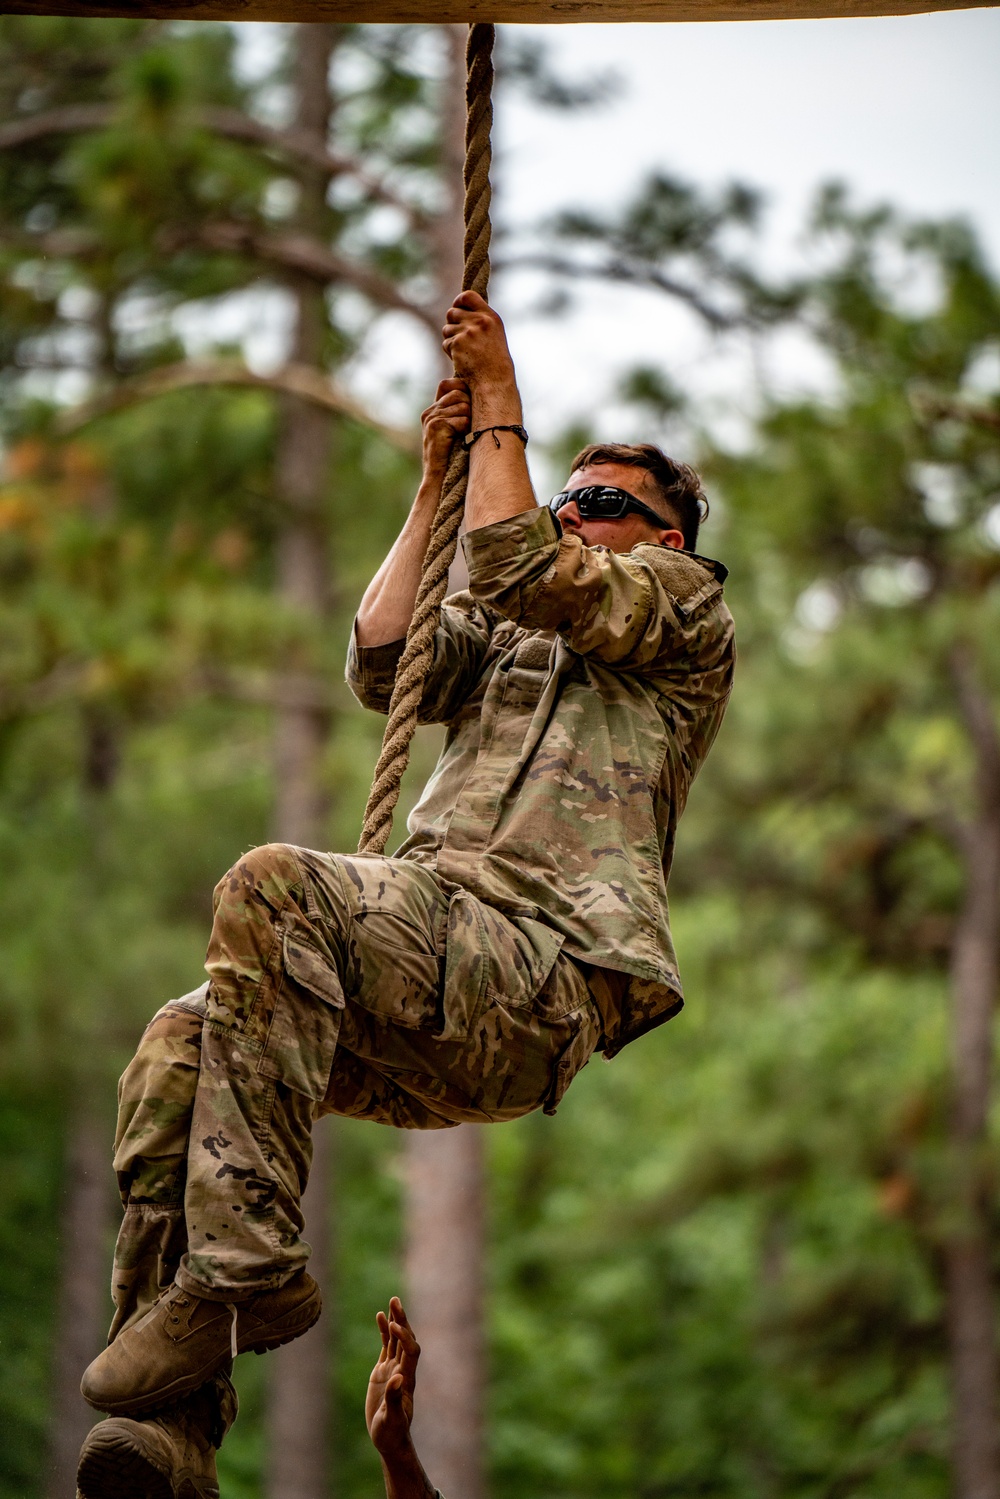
top-left (107, 510), bottom-right (732, 1320)
top-left (110, 990), bottom-right (206, 1340)
top-left (110, 843), bottom-right (600, 1319)
top-left (348, 507), bottom-right (735, 1055)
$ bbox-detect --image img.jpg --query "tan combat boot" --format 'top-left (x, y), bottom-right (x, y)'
top-left (81, 1269), bottom-right (321, 1415)
top-left (76, 1368), bottom-right (238, 1499)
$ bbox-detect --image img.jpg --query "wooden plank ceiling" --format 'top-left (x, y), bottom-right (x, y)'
top-left (1, 0), bottom-right (993, 22)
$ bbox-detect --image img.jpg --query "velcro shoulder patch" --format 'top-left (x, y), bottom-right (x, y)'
top-left (633, 546), bottom-right (724, 619)
top-left (512, 633), bottom-right (555, 671)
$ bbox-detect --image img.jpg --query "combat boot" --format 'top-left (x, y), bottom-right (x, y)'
top-left (76, 1368), bottom-right (238, 1499)
top-left (81, 1270), bottom-right (321, 1415)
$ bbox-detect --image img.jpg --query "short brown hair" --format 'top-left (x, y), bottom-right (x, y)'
top-left (570, 442), bottom-right (708, 552)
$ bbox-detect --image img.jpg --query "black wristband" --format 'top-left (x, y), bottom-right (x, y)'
top-left (464, 424), bottom-right (529, 450)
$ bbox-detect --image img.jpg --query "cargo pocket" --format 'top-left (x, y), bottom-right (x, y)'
top-left (342, 861), bottom-right (447, 1031)
top-left (439, 897), bottom-right (566, 1041)
top-left (498, 915), bottom-right (568, 1016)
top-left (256, 925), bottom-right (345, 1101)
top-left (543, 1021), bottom-right (596, 1117)
top-left (349, 915), bottom-right (443, 1030)
top-left (437, 891), bottom-right (490, 1041)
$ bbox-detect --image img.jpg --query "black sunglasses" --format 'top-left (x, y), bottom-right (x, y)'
top-left (549, 485), bottom-right (671, 532)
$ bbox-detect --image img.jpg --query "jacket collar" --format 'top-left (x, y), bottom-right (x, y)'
top-left (549, 508), bottom-right (728, 584)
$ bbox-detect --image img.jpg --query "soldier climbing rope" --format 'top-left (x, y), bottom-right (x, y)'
top-left (50, 5), bottom-right (971, 1495)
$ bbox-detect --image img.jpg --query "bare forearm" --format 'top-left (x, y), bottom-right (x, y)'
top-left (379, 1439), bottom-right (437, 1499)
top-left (358, 379), bottom-right (473, 647)
top-left (441, 291), bottom-right (537, 533)
top-left (355, 476), bottom-right (442, 647)
top-left (464, 378), bottom-right (537, 532)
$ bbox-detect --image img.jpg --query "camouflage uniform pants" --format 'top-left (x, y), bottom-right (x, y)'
top-left (109, 843), bottom-right (601, 1338)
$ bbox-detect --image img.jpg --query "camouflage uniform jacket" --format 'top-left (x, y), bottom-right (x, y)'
top-left (347, 506), bottom-right (734, 1056)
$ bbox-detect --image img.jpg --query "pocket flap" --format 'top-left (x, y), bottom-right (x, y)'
top-left (543, 1024), bottom-right (594, 1116)
top-left (440, 896), bottom-right (566, 1041)
top-left (282, 929), bottom-right (346, 1010)
top-left (500, 914), bottom-right (564, 1003)
top-left (439, 891), bottom-right (489, 1041)
top-left (256, 929), bottom-right (345, 1100)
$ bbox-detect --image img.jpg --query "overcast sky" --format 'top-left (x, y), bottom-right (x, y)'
top-left (231, 11), bottom-right (1000, 484)
top-left (338, 7), bottom-right (999, 484)
top-left (494, 9), bottom-right (1000, 455)
top-left (501, 9), bottom-right (999, 250)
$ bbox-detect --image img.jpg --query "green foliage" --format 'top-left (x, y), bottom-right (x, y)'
top-left (1, 17), bottom-right (998, 1499)
top-left (489, 910), bottom-right (953, 1498)
top-left (0, 1087), bottom-right (63, 1496)
top-left (535, 169), bottom-right (801, 333)
top-left (481, 189), bottom-right (1000, 1499)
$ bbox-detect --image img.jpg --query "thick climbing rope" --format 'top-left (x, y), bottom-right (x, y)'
top-left (358, 22), bottom-right (494, 856)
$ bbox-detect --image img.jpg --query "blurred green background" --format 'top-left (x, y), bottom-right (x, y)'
top-left (1, 15), bottom-right (998, 1498)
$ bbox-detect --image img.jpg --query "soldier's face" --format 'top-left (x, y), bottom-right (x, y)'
top-left (557, 464), bottom-right (685, 554)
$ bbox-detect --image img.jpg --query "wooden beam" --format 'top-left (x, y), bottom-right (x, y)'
top-left (1, 0), bottom-right (993, 22)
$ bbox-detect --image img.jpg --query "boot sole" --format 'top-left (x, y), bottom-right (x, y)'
top-left (77, 1424), bottom-right (176, 1499)
top-left (244, 1280), bottom-right (323, 1357)
top-left (87, 1280), bottom-right (323, 1416)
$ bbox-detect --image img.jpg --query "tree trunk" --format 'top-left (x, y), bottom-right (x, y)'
top-left (402, 32), bottom-right (488, 1499)
top-left (271, 23), bottom-right (339, 852)
top-left (404, 1126), bottom-right (486, 1499)
top-left (46, 1107), bottom-right (114, 1499)
top-left (265, 23), bottom-right (341, 1499)
top-left (48, 707), bottom-right (121, 1496)
top-left (946, 648), bottom-right (1000, 1499)
top-left (266, 1124), bottom-right (336, 1499)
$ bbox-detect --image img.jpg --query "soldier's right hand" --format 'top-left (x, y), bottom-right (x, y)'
top-left (421, 379), bottom-right (471, 474)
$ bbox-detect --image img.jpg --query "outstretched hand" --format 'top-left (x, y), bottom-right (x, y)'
top-left (366, 1297), bottom-right (421, 1459)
